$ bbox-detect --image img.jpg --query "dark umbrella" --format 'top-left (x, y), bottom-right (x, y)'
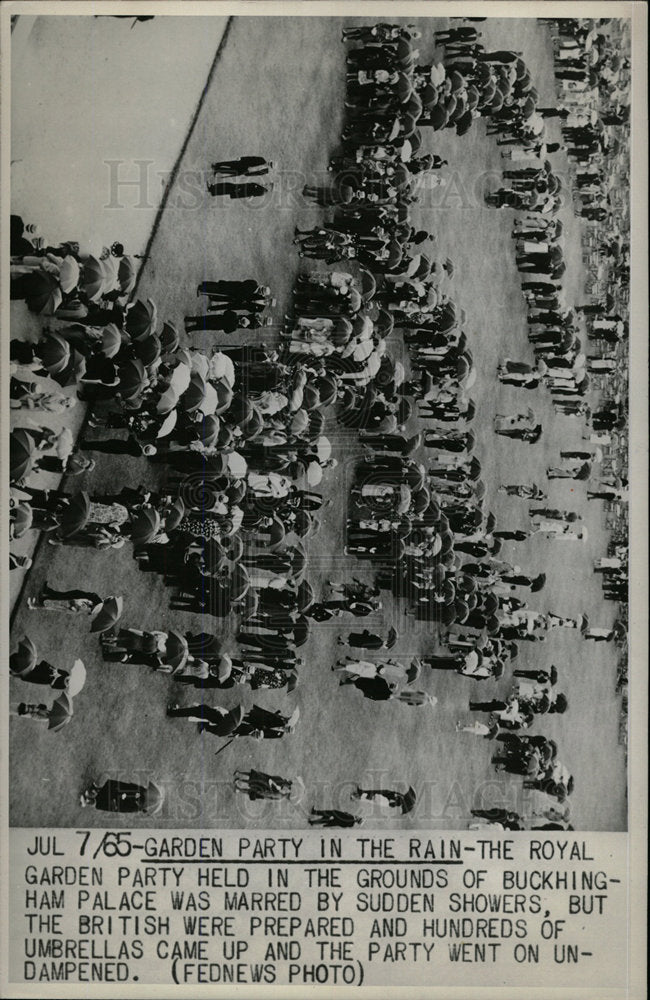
top-left (296, 580), bottom-right (315, 612)
top-left (357, 268), bottom-right (377, 302)
top-left (400, 786), bottom-right (417, 814)
top-left (10, 636), bottom-right (38, 677)
top-left (314, 374), bottom-right (338, 407)
top-left (117, 255), bottom-right (138, 295)
top-left (142, 780), bottom-right (165, 816)
top-left (484, 512), bottom-right (497, 533)
top-left (125, 298), bottom-right (157, 339)
top-left (201, 538), bottom-right (227, 574)
top-left (159, 321), bottom-right (180, 354)
top-left (419, 83), bottom-right (438, 108)
top-left (100, 322), bottom-right (123, 358)
top-left (80, 255), bottom-right (106, 302)
top-left (59, 491), bottom-right (90, 538)
top-left (130, 506), bottom-right (161, 545)
top-left (90, 596), bottom-right (124, 634)
top-left (24, 271), bottom-right (63, 315)
top-left (165, 631), bottom-right (189, 670)
top-left (211, 704), bottom-right (246, 741)
top-left (38, 331), bottom-right (71, 376)
top-left (374, 309), bottom-right (395, 338)
top-left (302, 384), bottom-right (320, 411)
top-left (11, 501), bottom-right (33, 538)
top-left (291, 510), bottom-right (313, 538)
top-left (134, 333), bottom-right (161, 368)
top-left (181, 371), bottom-right (208, 413)
top-left (48, 692), bottom-right (74, 732)
top-left (288, 616), bottom-right (310, 647)
top-left (10, 428), bottom-right (36, 483)
top-left (119, 358), bottom-right (148, 400)
top-left (163, 498), bottom-right (185, 532)
top-left (230, 564), bottom-right (251, 602)
top-left (531, 573), bottom-right (546, 593)
top-left (239, 406), bottom-right (265, 440)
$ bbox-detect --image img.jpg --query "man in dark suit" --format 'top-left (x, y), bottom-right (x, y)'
top-left (211, 157), bottom-right (272, 176)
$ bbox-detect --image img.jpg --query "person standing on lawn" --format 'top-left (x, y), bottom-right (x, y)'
top-left (211, 157), bottom-right (273, 177)
top-left (207, 181), bottom-right (273, 199)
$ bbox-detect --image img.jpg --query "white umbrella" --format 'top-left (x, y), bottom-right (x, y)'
top-left (65, 659), bottom-right (86, 698)
top-left (393, 361), bottom-right (406, 386)
top-left (198, 382), bottom-right (219, 416)
top-left (190, 351), bottom-right (210, 379)
top-left (352, 338), bottom-right (375, 363)
top-left (157, 410), bottom-right (178, 438)
top-left (227, 452), bottom-right (248, 479)
top-left (306, 461), bottom-right (323, 487)
top-left (399, 139), bottom-right (413, 163)
top-left (463, 368), bottom-right (477, 389)
top-left (58, 257), bottom-right (80, 294)
top-left (405, 254), bottom-right (422, 278)
top-left (315, 436), bottom-right (332, 462)
top-left (169, 361), bottom-right (191, 395)
top-left (285, 706), bottom-right (301, 732)
top-left (210, 352), bottom-right (236, 387)
top-left (430, 62), bottom-right (446, 86)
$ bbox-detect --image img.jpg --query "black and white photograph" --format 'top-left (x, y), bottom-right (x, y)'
top-left (3, 2), bottom-right (648, 993)
top-left (5, 4), bottom-right (639, 837)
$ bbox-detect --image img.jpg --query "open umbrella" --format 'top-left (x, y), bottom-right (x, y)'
top-left (130, 506), bottom-right (161, 545)
top-left (24, 271), bottom-right (62, 314)
top-left (134, 333), bottom-right (161, 368)
top-left (419, 82), bottom-right (438, 108)
top-left (399, 786), bottom-right (417, 814)
top-left (227, 452), bottom-right (247, 479)
top-left (211, 705), bottom-right (246, 740)
top-left (290, 509), bottom-right (313, 538)
top-left (125, 298), bottom-right (157, 339)
top-left (395, 72), bottom-right (414, 103)
top-left (159, 321), bottom-right (180, 354)
top-left (59, 491), bottom-right (90, 538)
top-left (165, 631), bottom-right (189, 671)
top-left (285, 706), bottom-right (300, 732)
top-left (10, 428), bottom-right (36, 483)
top-left (11, 501), bottom-right (33, 538)
top-left (357, 268), bottom-right (377, 302)
top-left (296, 580), bottom-right (315, 612)
top-left (142, 780), bottom-right (165, 816)
top-left (119, 358), bottom-right (148, 400)
top-left (395, 484), bottom-right (412, 514)
top-left (306, 461), bottom-right (323, 487)
top-left (80, 256), bottom-right (107, 302)
top-left (100, 322), bottom-right (123, 358)
top-left (58, 256), bottom-right (80, 294)
top-left (117, 255), bottom-right (138, 295)
top-left (48, 692), bottom-right (74, 732)
top-left (155, 383), bottom-right (178, 416)
top-left (65, 659), bottom-right (87, 697)
top-left (374, 309), bottom-right (395, 338)
top-left (314, 373), bottom-right (338, 407)
top-left (314, 436), bottom-right (332, 463)
top-left (181, 371), bottom-right (208, 413)
top-left (90, 596), bottom-right (124, 634)
top-left (10, 636), bottom-right (38, 677)
top-left (230, 564), bottom-right (251, 602)
top-left (156, 410), bottom-right (178, 439)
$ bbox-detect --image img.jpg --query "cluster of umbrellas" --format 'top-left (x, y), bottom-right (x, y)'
top-left (10, 248), bottom-right (138, 316)
top-left (10, 635), bottom-right (86, 732)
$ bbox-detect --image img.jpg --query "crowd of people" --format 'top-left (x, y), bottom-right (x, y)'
top-left (8, 16), bottom-right (630, 828)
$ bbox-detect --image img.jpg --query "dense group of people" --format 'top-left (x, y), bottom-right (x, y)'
top-left (8, 16), bottom-right (629, 828)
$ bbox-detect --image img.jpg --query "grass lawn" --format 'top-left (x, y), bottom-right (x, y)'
top-left (9, 15), bottom-right (626, 831)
